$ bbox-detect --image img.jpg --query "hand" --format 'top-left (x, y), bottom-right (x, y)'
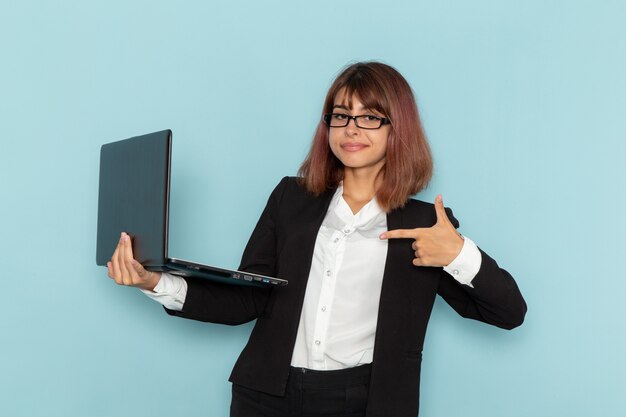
top-left (107, 232), bottom-right (161, 291)
top-left (380, 195), bottom-right (464, 267)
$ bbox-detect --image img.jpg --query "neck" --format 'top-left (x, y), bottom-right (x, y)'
top-left (341, 165), bottom-right (384, 214)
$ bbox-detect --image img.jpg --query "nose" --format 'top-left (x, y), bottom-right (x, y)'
top-left (345, 116), bottom-right (360, 134)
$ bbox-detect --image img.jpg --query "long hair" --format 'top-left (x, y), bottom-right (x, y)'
top-left (298, 61), bottom-right (433, 211)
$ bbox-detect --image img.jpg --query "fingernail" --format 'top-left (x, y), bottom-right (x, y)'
top-left (379, 233), bottom-right (387, 239)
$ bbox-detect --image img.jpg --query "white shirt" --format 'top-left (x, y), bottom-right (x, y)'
top-left (142, 187), bottom-right (481, 369)
top-left (290, 184), bottom-right (389, 369)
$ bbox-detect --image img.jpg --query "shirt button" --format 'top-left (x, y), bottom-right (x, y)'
top-left (333, 237), bottom-right (340, 243)
top-left (343, 228), bottom-right (351, 234)
top-left (315, 340), bottom-right (321, 345)
top-left (321, 306), bottom-right (327, 312)
top-left (326, 270), bottom-right (331, 277)
top-left (452, 269), bottom-right (460, 275)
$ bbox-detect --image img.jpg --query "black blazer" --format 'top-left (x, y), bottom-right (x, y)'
top-left (166, 177), bottom-right (526, 417)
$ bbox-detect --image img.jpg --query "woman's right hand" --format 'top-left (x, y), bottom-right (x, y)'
top-left (107, 232), bottom-right (161, 291)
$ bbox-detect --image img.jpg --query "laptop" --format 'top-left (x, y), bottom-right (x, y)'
top-left (96, 129), bottom-right (288, 287)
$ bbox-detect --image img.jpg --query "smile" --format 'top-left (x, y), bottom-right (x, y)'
top-left (341, 143), bottom-right (369, 152)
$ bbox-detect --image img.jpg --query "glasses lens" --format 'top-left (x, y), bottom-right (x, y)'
top-left (328, 114), bottom-right (348, 127)
top-left (356, 116), bottom-right (382, 129)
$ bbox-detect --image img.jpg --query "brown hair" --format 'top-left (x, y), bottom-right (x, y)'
top-left (298, 61), bottom-right (433, 211)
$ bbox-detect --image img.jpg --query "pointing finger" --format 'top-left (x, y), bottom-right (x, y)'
top-left (380, 229), bottom-right (419, 240)
top-left (434, 194), bottom-right (451, 225)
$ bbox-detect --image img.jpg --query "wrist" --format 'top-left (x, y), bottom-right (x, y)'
top-left (446, 235), bottom-right (465, 265)
top-left (140, 271), bottom-right (161, 292)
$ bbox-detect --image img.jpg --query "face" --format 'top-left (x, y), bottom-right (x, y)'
top-left (328, 91), bottom-right (391, 176)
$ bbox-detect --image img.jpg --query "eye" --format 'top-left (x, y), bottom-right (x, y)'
top-left (332, 113), bottom-right (349, 120)
top-left (363, 115), bottom-right (382, 121)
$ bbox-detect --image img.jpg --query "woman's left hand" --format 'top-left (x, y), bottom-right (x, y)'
top-left (380, 195), bottom-right (464, 267)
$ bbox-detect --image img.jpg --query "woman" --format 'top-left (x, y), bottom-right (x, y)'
top-left (108, 62), bottom-right (526, 417)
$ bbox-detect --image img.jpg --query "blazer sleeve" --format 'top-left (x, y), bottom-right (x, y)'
top-left (164, 176), bottom-right (289, 325)
top-left (437, 210), bottom-right (527, 330)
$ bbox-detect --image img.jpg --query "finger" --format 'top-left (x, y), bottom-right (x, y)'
top-left (123, 233), bottom-right (142, 285)
top-left (124, 234), bottom-right (147, 284)
top-left (111, 234), bottom-right (124, 282)
top-left (122, 232), bottom-right (135, 260)
top-left (123, 253), bottom-right (140, 285)
top-left (118, 233), bottom-right (132, 285)
top-left (434, 194), bottom-right (450, 225)
top-left (112, 259), bottom-right (123, 284)
top-left (412, 257), bottom-right (426, 267)
top-left (107, 261), bottom-right (114, 279)
top-left (132, 259), bottom-right (149, 278)
top-left (380, 229), bottom-right (421, 240)
top-left (127, 259), bottom-right (151, 287)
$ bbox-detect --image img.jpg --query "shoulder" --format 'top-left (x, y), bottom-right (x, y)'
top-left (266, 176), bottom-right (334, 212)
top-left (280, 176), bottom-right (304, 191)
top-left (272, 176), bottom-right (332, 201)
top-left (403, 197), bottom-right (436, 212)
top-left (395, 197), bottom-right (460, 228)
top-left (268, 176), bottom-right (307, 202)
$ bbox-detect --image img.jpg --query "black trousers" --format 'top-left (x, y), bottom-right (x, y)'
top-left (230, 364), bottom-right (372, 417)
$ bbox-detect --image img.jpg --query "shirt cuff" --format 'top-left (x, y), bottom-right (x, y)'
top-left (140, 272), bottom-right (188, 311)
top-left (443, 236), bottom-right (482, 288)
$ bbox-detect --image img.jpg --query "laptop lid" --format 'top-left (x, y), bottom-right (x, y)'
top-left (96, 130), bottom-right (171, 267)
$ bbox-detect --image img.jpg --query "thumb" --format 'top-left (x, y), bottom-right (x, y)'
top-left (131, 259), bottom-right (148, 277)
top-left (434, 194), bottom-right (450, 225)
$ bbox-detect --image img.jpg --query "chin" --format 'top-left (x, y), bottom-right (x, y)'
top-left (341, 159), bottom-right (386, 172)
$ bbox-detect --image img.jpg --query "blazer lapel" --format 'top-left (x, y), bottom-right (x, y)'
top-left (371, 203), bottom-right (442, 360)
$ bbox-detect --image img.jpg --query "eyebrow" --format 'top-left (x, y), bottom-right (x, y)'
top-left (333, 103), bottom-right (371, 111)
top-left (332, 103), bottom-right (381, 115)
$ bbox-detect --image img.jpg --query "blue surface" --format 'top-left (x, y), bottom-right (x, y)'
top-left (1, 1), bottom-right (625, 416)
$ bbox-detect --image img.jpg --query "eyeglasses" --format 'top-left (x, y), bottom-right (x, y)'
top-left (323, 113), bottom-right (391, 130)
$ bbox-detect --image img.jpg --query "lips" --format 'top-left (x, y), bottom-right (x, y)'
top-left (341, 142), bottom-right (368, 152)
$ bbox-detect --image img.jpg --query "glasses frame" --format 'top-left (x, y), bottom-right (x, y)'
top-left (323, 113), bottom-right (391, 130)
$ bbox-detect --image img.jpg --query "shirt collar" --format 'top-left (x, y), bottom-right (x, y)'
top-left (325, 183), bottom-right (386, 235)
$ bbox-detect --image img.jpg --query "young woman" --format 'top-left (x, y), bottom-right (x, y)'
top-left (107, 62), bottom-right (526, 417)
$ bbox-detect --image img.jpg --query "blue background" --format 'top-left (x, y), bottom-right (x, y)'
top-left (1, 1), bottom-right (625, 416)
